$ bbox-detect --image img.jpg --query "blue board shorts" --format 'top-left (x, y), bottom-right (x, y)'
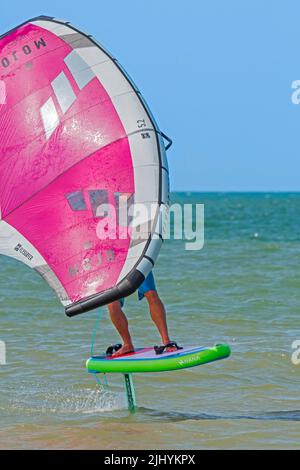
top-left (120, 271), bottom-right (156, 307)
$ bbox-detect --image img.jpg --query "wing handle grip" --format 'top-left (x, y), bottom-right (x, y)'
top-left (160, 132), bottom-right (173, 151)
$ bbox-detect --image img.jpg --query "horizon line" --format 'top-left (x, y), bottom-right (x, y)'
top-left (170, 190), bottom-right (300, 193)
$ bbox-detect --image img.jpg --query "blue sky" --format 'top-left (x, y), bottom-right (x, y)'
top-left (2, 1), bottom-right (300, 191)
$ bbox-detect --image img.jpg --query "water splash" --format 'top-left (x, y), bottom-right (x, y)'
top-left (9, 381), bottom-right (126, 415)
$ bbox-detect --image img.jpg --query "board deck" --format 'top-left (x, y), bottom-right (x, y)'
top-left (86, 343), bottom-right (231, 374)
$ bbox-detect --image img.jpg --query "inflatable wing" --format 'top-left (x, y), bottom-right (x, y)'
top-left (0, 16), bottom-right (171, 316)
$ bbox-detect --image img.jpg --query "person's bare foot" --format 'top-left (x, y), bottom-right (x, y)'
top-left (112, 343), bottom-right (134, 357)
top-left (165, 341), bottom-right (180, 353)
top-left (165, 346), bottom-right (178, 352)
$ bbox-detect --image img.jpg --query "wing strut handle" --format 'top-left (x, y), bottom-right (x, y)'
top-left (160, 132), bottom-right (173, 151)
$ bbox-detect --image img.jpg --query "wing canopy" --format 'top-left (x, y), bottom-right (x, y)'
top-left (0, 16), bottom-right (170, 316)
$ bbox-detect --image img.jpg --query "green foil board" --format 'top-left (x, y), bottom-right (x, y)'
top-left (86, 344), bottom-right (231, 374)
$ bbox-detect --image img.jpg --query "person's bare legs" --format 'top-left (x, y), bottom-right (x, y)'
top-left (108, 301), bottom-right (134, 356)
top-left (144, 290), bottom-right (177, 352)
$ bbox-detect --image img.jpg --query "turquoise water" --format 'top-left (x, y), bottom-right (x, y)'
top-left (0, 192), bottom-right (299, 449)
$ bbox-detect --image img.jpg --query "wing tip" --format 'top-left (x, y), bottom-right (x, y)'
top-left (65, 269), bottom-right (145, 317)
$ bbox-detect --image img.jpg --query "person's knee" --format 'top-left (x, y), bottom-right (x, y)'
top-left (108, 301), bottom-right (122, 316)
top-left (144, 290), bottom-right (160, 303)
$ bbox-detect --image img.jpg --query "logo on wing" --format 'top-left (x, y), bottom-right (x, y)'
top-left (14, 243), bottom-right (34, 261)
